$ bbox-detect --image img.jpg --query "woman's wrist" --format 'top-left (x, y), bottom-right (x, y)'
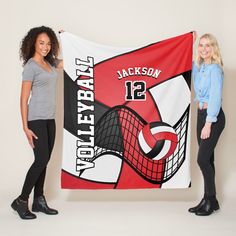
top-left (23, 125), bottom-right (29, 131)
top-left (205, 121), bottom-right (212, 128)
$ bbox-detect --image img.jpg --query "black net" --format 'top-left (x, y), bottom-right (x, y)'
top-left (94, 105), bottom-right (190, 184)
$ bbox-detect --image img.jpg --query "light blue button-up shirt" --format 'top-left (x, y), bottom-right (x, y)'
top-left (192, 62), bottom-right (224, 122)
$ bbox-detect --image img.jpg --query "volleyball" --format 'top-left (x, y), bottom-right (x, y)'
top-left (138, 122), bottom-right (178, 160)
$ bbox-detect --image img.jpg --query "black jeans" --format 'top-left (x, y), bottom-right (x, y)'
top-left (197, 109), bottom-right (225, 198)
top-left (20, 119), bottom-right (56, 200)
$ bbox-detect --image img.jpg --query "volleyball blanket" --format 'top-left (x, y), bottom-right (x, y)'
top-left (60, 32), bottom-right (193, 189)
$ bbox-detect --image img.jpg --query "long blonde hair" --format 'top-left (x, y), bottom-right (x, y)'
top-left (196, 34), bottom-right (223, 68)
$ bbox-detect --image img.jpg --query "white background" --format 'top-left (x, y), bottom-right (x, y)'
top-left (0, 0), bottom-right (235, 235)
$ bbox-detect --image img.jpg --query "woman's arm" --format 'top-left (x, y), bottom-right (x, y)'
top-left (201, 65), bottom-right (223, 139)
top-left (56, 29), bottom-right (65, 69)
top-left (20, 81), bottom-right (38, 148)
top-left (193, 31), bottom-right (197, 43)
top-left (56, 59), bottom-right (63, 69)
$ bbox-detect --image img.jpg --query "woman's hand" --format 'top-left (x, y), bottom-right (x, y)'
top-left (24, 128), bottom-right (38, 148)
top-left (201, 122), bottom-right (212, 139)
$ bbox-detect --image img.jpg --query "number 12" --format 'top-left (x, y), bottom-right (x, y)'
top-left (125, 81), bottom-right (146, 101)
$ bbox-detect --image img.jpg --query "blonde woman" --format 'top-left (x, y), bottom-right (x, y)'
top-left (189, 33), bottom-right (225, 216)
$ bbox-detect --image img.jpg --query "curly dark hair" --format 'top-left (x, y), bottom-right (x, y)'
top-left (20, 26), bottom-right (59, 66)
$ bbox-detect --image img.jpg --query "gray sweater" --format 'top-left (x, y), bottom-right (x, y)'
top-left (22, 58), bottom-right (59, 121)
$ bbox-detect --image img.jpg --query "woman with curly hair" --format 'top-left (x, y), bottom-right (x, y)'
top-left (11, 26), bottom-right (63, 220)
top-left (189, 33), bottom-right (225, 216)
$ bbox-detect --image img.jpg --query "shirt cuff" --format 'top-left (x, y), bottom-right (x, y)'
top-left (206, 115), bottom-right (217, 123)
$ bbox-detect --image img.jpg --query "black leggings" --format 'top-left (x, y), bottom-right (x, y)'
top-left (20, 119), bottom-right (56, 200)
top-left (197, 109), bottom-right (225, 198)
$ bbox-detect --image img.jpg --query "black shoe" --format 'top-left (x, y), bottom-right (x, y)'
top-left (11, 198), bottom-right (37, 220)
top-left (195, 199), bottom-right (220, 216)
top-left (32, 196), bottom-right (58, 215)
top-left (188, 198), bottom-right (206, 213)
